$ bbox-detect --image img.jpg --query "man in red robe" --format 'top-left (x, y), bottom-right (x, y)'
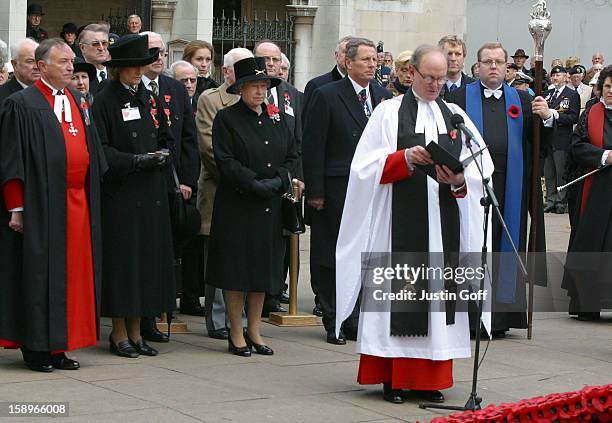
top-left (0, 38), bottom-right (106, 372)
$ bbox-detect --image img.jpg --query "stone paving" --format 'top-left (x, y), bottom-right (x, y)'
top-left (1, 213), bottom-right (611, 422)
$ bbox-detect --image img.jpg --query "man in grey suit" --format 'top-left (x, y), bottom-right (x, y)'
top-left (253, 41), bottom-right (305, 315)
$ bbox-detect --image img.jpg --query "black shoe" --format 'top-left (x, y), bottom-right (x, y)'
top-left (208, 328), bottom-right (229, 340)
top-left (326, 330), bottom-right (346, 345)
top-left (228, 335), bottom-right (251, 357)
top-left (180, 296), bottom-right (206, 316)
top-left (141, 320), bottom-right (170, 343)
top-left (491, 330), bottom-right (507, 339)
top-left (50, 353), bottom-right (80, 370)
top-left (544, 204), bottom-right (555, 213)
top-left (129, 338), bottom-right (158, 356)
top-left (261, 304), bottom-right (287, 317)
top-left (109, 336), bottom-right (139, 358)
top-left (413, 390), bottom-right (445, 403)
top-left (576, 312), bottom-right (601, 321)
top-left (312, 305), bottom-right (323, 317)
top-left (279, 291), bottom-right (290, 304)
top-left (554, 205), bottom-right (567, 214)
top-left (245, 332), bottom-right (274, 355)
top-left (21, 348), bottom-right (53, 373)
top-left (383, 383), bottom-right (404, 404)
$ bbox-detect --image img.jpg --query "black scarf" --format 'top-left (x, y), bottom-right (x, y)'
top-left (392, 78), bottom-right (410, 95)
top-left (389, 88), bottom-right (461, 337)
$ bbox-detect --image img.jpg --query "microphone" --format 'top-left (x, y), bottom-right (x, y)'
top-left (450, 113), bottom-right (477, 144)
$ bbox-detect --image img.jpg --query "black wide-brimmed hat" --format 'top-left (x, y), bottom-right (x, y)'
top-left (103, 34), bottom-right (159, 68)
top-left (73, 57), bottom-right (97, 81)
top-left (511, 48), bottom-right (529, 59)
top-left (226, 57), bottom-right (281, 94)
top-left (27, 3), bottom-right (44, 15)
top-left (61, 22), bottom-right (77, 37)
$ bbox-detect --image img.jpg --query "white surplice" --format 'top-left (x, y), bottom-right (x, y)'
top-left (335, 94), bottom-right (494, 360)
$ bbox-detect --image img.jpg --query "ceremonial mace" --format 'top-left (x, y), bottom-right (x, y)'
top-left (527, 0), bottom-right (552, 340)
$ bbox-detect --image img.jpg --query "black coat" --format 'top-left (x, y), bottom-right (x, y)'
top-left (206, 99), bottom-right (299, 293)
top-left (0, 86), bottom-right (106, 351)
top-left (158, 74), bottom-right (200, 189)
top-left (275, 81), bottom-right (304, 180)
top-left (93, 80), bottom-right (176, 316)
top-left (544, 85), bottom-right (580, 151)
top-left (447, 83), bottom-right (548, 331)
top-left (0, 77), bottom-right (23, 105)
top-left (195, 76), bottom-right (219, 102)
top-left (303, 66), bottom-right (343, 116)
top-left (439, 72), bottom-right (476, 101)
top-left (302, 76), bottom-right (392, 267)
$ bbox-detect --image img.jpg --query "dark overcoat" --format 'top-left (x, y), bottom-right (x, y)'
top-left (93, 79), bottom-right (175, 317)
top-left (302, 76), bottom-right (392, 268)
top-left (206, 99), bottom-right (299, 293)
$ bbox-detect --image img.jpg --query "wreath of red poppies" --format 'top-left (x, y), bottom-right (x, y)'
top-left (508, 104), bottom-right (521, 119)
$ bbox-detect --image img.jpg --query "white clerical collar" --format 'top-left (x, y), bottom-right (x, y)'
top-left (141, 74), bottom-right (159, 89)
top-left (480, 81), bottom-right (503, 91)
top-left (348, 75), bottom-right (369, 97)
top-left (600, 97), bottom-right (612, 110)
top-left (41, 77), bottom-right (65, 95)
top-left (413, 90), bottom-right (447, 136)
top-left (15, 77), bottom-right (29, 89)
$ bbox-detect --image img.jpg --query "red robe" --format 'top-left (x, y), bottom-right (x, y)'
top-left (1, 80), bottom-right (97, 352)
top-left (356, 149), bottom-right (465, 390)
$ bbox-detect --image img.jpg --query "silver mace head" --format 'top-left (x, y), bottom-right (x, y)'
top-left (528, 0), bottom-right (552, 61)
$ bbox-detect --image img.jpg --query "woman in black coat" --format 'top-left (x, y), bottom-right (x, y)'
top-left (207, 57), bottom-right (299, 356)
top-left (93, 34), bottom-right (175, 358)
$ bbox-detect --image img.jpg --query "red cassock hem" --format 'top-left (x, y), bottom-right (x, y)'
top-left (380, 149), bottom-right (412, 184)
top-left (2, 179), bottom-right (24, 210)
top-left (357, 354), bottom-right (453, 390)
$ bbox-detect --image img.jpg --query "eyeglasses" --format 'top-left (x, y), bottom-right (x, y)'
top-left (479, 59), bottom-right (507, 67)
top-left (413, 66), bottom-right (447, 85)
top-left (82, 40), bottom-right (109, 48)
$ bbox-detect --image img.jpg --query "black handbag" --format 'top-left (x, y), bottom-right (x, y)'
top-left (281, 172), bottom-right (305, 234)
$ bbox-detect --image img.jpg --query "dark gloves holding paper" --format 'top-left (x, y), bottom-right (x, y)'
top-left (251, 176), bottom-right (282, 199)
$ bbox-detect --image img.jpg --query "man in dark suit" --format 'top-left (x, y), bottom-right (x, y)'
top-left (140, 32), bottom-right (200, 340)
top-left (540, 65), bottom-right (580, 214)
top-left (25, 4), bottom-right (48, 43)
top-left (254, 41), bottom-right (305, 315)
top-left (0, 39), bottom-right (40, 105)
top-left (447, 41), bottom-right (547, 338)
top-left (78, 24), bottom-right (110, 95)
top-left (302, 35), bottom-right (353, 317)
top-left (438, 35), bottom-right (475, 101)
top-left (303, 37), bottom-right (392, 344)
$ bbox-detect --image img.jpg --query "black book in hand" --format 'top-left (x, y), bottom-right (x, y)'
top-left (415, 142), bottom-right (488, 180)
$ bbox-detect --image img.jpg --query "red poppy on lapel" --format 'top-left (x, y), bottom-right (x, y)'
top-left (164, 95), bottom-right (171, 104)
top-left (449, 129), bottom-right (458, 140)
top-left (267, 103), bottom-right (281, 122)
top-left (508, 104), bottom-right (521, 119)
top-left (283, 92), bottom-right (291, 103)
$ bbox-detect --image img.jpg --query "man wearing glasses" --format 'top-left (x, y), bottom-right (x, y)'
top-left (78, 24), bottom-right (110, 94)
top-left (447, 42), bottom-right (548, 339)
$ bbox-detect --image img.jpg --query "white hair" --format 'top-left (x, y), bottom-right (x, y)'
top-left (10, 38), bottom-right (38, 63)
top-left (0, 39), bottom-right (7, 66)
top-left (223, 47), bottom-right (253, 69)
top-left (167, 60), bottom-right (198, 78)
top-left (140, 31), bottom-right (165, 50)
top-left (281, 52), bottom-right (290, 68)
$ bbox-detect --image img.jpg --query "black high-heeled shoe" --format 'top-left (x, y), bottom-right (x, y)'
top-left (245, 332), bottom-right (274, 355)
top-left (129, 338), bottom-right (158, 356)
top-left (228, 335), bottom-right (251, 357)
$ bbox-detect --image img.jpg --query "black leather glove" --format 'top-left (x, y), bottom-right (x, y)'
top-left (133, 154), bottom-right (166, 171)
top-left (251, 176), bottom-right (282, 199)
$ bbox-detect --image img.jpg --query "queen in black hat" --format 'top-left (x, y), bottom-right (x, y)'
top-left (206, 56), bottom-right (298, 357)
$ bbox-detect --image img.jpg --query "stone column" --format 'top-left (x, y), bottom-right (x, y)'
top-left (0, 0), bottom-right (27, 60)
top-left (151, 0), bottom-right (178, 44)
top-left (287, 1), bottom-right (318, 91)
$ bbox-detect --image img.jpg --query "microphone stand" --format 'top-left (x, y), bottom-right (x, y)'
top-left (419, 131), bottom-right (529, 412)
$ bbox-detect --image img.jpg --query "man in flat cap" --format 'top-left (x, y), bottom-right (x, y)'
top-left (568, 65), bottom-right (592, 116)
top-left (26, 4), bottom-right (48, 43)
